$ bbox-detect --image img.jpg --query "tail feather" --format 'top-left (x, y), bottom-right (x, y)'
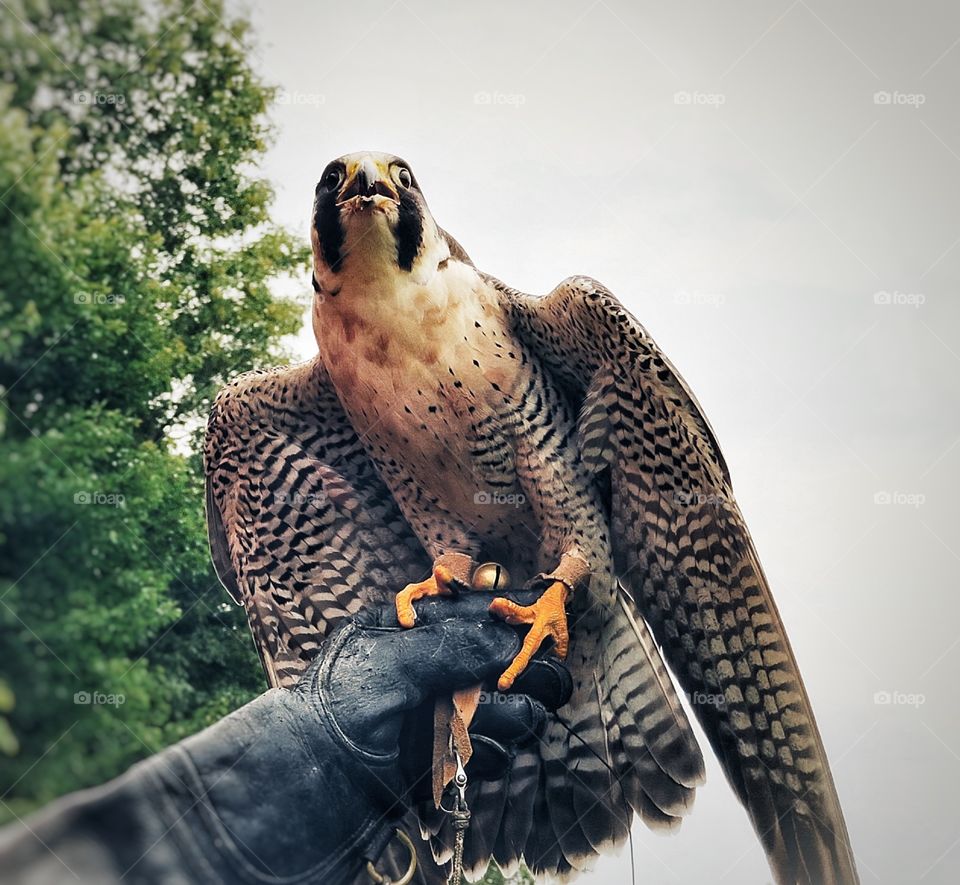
top-left (598, 591), bottom-right (703, 819)
top-left (494, 747), bottom-right (539, 863)
top-left (462, 777), bottom-right (508, 878)
top-left (523, 765), bottom-right (570, 877)
top-left (614, 589), bottom-right (706, 789)
top-left (541, 720), bottom-right (596, 870)
top-left (542, 603), bottom-right (632, 864)
top-left (599, 706), bottom-right (683, 831)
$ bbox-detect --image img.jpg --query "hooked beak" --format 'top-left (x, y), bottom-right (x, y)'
top-left (336, 157), bottom-right (400, 208)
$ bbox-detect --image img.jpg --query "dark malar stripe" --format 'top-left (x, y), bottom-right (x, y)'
top-left (396, 189), bottom-right (423, 271)
top-left (315, 197), bottom-right (345, 272)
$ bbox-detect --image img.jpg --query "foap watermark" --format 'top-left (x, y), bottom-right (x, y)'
top-left (72, 90), bottom-right (126, 107)
top-left (873, 90), bottom-right (925, 108)
top-left (873, 491), bottom-right (925, 508)
top-left (275, 90), bottom-right (325, 108)
top-left (674, 90), bottom-right (725, 108)
top-left (477, 692), bottom-right (530, 706)
top-left (74, 690), bottom-right (126, 708)
top-left (74, 491), bottom-right (125, 507)
top-left (277, 491), bottom-right (324, 506)
top-left (674, 490), bottom-right (730, 507)
top-left (674, 289), bottom-right (725, 308)
top-left (873, 290), bottom-right (925, 308)
top-left (689, 690), bottom-right (726, 711)
top-left (74, 292), bottom-right (125, 306)
top-left (474, 490), bottom-right (526, 508)
top-left (874, 690), bottom-right (925, 708)
top-left (474, 90), bottom-right (526, 108)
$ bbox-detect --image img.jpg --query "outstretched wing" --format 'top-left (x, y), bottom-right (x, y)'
top-left (204, 356), bottom-right (430, 688)
top-left (497, 275), bottom-right (859, 885)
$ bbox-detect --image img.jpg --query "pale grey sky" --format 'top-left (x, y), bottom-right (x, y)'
top-left (231, 1), bottom-right (960, 881)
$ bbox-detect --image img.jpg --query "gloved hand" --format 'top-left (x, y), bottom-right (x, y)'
top-left (297, 588), bottom-right (572, 877)
top-left (351, 589), bottom-right (572, 802)
top-left (0, 591), bottom-right (571, 885)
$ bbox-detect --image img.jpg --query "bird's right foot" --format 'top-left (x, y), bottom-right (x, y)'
top-left (395, 563), bottom-right (457, 628)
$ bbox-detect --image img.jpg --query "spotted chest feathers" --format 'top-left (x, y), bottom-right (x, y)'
top-left (314, 261), bottom-right (533, 531)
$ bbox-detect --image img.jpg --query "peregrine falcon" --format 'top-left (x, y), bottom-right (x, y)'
top-left (204, 152), bottom-right (859, 884)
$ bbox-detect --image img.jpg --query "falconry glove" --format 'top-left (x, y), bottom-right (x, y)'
top-left (0, 594), bottom-right (570, 885)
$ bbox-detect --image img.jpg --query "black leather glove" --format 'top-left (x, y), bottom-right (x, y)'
top-left (0, 592), bottom-right (571, 885)
top-left (366, 589), bottom-right (573, 801)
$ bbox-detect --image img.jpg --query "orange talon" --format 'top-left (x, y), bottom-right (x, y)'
top-left (396, 563), bottom-right (456, 628)
top-left (489, 581), bottom-right (570, 692)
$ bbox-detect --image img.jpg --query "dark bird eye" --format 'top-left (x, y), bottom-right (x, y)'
top-left (396, 167), bottom-right (412, 189)
top-left (320, 166), bottom-right (343, 191)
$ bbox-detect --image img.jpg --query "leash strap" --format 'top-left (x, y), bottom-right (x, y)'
top-left (448, 752), bottom-right (471, 885)
top-left (432, 685), bottom-right (480, 807)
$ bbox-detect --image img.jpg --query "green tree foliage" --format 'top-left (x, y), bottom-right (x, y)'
top-left (0, 0), bottom-right (308, 820)
top-left (480, 863), bottom-right (535, 884)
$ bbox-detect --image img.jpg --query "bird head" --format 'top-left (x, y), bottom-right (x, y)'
top-left (310, 151), bottom-right (450, 295)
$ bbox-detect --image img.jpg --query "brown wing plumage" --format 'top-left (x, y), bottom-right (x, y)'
top-left (204, 354), bottom-right (451, 885)
top-left (204, 356), bottom-right (429, 688)
top-left (498, 275), bottom-right (859, 885)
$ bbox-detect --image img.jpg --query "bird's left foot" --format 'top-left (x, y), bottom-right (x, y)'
top-left (489, 581), bottom-right (570, 692)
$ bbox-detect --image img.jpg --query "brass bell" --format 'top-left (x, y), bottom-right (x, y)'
top-left (471, 562), bottom-right (511, 593)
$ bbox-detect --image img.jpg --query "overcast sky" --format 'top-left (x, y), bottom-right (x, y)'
top-left (230, 1), bottom-right (960, 881)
